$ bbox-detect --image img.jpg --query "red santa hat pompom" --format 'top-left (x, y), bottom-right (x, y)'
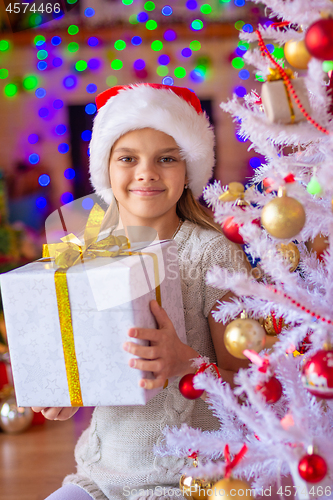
top-left (89, 83), bottom-right (215, 204)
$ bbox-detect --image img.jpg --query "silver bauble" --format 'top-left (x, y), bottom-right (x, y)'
top-left (0, 396), bottom-right (33, 434)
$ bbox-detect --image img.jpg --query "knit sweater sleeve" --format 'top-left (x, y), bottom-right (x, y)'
top-left (201, 234), bottom-right (249, 318)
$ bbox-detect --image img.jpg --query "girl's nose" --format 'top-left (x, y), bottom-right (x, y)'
top-left (135, 160), bottom-right (159, 181)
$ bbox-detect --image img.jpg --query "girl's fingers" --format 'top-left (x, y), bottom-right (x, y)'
top-left (128, 327), bottom-right (160, 341)
top-left (123, 342), bottom-right (159, 359)
top-left (139, 375), bottom-right (166, 390)
top-left (128, 357), bottom-right (164, 373)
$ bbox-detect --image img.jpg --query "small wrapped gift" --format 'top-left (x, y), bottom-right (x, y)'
top-left (0, 204), bottom-right (186, 407)
top-left (261, 68), bottom-right (311, 124)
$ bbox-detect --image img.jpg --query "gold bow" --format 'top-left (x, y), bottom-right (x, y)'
top-left (43, 203), bottom-right (130, 268)
top-left (219, 182), bottom-right (245, 202)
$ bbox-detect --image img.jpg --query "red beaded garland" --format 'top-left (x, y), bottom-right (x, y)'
top-left (179, 373), bottom-right (204, 400)
top-left (298, 454), bottom-right (327, 483)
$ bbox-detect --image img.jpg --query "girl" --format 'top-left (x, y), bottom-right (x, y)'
top-left (33, 83), bottom-right (250, 500)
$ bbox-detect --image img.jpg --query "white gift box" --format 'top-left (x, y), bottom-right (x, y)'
top-left (261, 77), bottom-right (311, 124)
top-left (0, 239), bottom-right (186, 407)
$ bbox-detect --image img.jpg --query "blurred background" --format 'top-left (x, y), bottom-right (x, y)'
top-left (0, 0), bottom-right (278, 281)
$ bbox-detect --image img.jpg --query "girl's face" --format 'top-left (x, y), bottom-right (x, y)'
top-left (109, 128), bottom-right (187, 226)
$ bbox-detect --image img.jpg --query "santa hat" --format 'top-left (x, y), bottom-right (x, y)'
top-left (89, 83), bottom-right (215, 203)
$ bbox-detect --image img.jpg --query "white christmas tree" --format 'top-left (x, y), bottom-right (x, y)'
top-left (158, 1), bottom-right (333, 498)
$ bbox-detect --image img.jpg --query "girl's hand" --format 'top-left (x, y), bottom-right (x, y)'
top-left (31, 406), bottom-right (79, 421)
top-left (123, 299), bottom-right (198, 390)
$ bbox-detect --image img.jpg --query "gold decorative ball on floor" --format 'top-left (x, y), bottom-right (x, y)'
top-left (224, 318), bottom-right (266, 359)
top-left (276, 242), bottom-right (300, 272)
top-left (261, 194), bottom-right (306, 239)
top-left (180, 473), bottom-right (214, 500)
top-left (208, 477), bottom-right (252, 499)
top-left (284, 39), bottom-right (312, 69)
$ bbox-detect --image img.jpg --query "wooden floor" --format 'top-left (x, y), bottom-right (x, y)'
top-left (0, 407), bottom-right (93, 500)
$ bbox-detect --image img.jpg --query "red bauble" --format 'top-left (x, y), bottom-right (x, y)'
top-left (301, 349), bottom-right (333, 399)
top-left (256, 376), bottom-right (283, 404)
top-left (179, 374), bottom-right (204, 400)
top-left (298, 454), bottom-right (327, 483)
top-left (222, 217), bottom-right (261, 244)
top-left (305, 19), bottom-right (333, 61)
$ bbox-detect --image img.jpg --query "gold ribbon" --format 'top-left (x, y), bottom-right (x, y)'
top-left (219, 182), bottom-right (245, 202)
top-left (43, 203), bottom-right (161, 405)
top-left (267, 67), bottom-right (296, 124)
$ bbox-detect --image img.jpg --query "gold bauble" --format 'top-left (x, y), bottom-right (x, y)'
top-left (224, 318), bottom-right (266, 359)
top-left (284, 40), bottom-right (312, 69)
top-left (261, 194), bottom-right (306, 239)
top-left (180, 473), bottom-right (214, 500)
top-left (263, 314), bottom-right (286, 336)
top-left (276, 242), bottom-right (300, 272)
top-left (208, 477), bottom-right (252, 499)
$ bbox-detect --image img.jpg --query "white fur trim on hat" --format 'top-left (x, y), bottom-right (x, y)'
top-left (89, 84), bottom-right (215, 204)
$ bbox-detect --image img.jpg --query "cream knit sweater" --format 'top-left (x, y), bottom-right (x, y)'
top-left (63, 220), bottom-right (247, 500)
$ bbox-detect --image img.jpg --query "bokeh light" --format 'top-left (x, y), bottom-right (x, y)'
top-left (28, 134), bottom-right (39, 144)
top-left (114, 40), bottom-right (126, 50)
top-left (181, 48), bottom-right (192, 57)
top-left (0, 69), bottom-right (8, 79)
top-left (38, 107), bottom-right (49, 118)
top-left (162, 76), bottom-right (174, 85)
top-left (51, 36), bottom-right (62, 46)
top-left (190, 68), bottom-right (205, 83)
top-left (61, 192), bottom-right (74, 204)
top-left (86, 83), bottom-right (97, 93)
top-left (249, 157), bottom-right (261, 168)
top-left (129, 14), bottom-right (139, 24)
top-left (200, 4), bottom-right (212, 14)
top-left (85, 103), bottom-right (97, 114)
top-left (131, 36), bottom-right (142, 46)
top-left (323, 61), bottom-right (333, 72)
top-left (64, 168), bottom-right (75, 180)
top-left (37, 50), bottom-right (48, 60)
top-left (68, 42), bottom-right (79, 52)
top-left (36, 197), bottom-right (47, 209)
top-left (34, 35), bottom-right (45, 46)
top-left (122, 0), bottom-right (133, 4)
top-left (111, 59), bottom-right (123, 70)
top-left (164, 29), bottom-right (177, 41)
top-left (38, 174), bottom-right (50, 186)
top-left (23, 75), bottom-right (38, 90)
top-left (35, 87), bottom-right (46, 98)
top-left (134, 59), bottom-right (146, 70)
top-left (37, 61), bottom-right (48, 71)
top-left (234, 86), bottom-right (246, 97)
top-left (63, 75), bottom-right (78, 89)
top-left (239, 69), bottom-right (250, 80)
top-left (156, 66), bottom-right (169, 76)
top-left (82, 197), bottom-right (94, 210)
top-left (81, 130), bottom-right (92, 141)
top-left (235, 20), bottom-right (245, 30)
top-left (273, 46), bottom-right (284, 59)
top-left (235, 130), bottom-right (247, 142)
top-left (137, 12), bottom-right (149, 22)
top-left (88, 37), bottom-right (99, 47)
top-left (186, 0), bottom-right (197, 9)
top-left (88, 58), bottom-right (101, 70)
top-left (151, 40), bottom-right (163, 51)
top-left (146, 20), bottom-right (158, 30)
top-left (242, 24), bottom-right (253, 33)
top-left (189, 40), bottom-right (201, 51)
top-left (52, 57), bottom-right (63, 68)
top-left (75, 60), bottom-right (88, 71)
top-left (4, 83), bottom-right (18, 97)
top-left (144, 1), bottom-right (155, 10)
top-left (29, 153), bottom-right (40, 164)
top-left (0, 40), bottom-right (10, 51)
top-left (232, 57), bottom-right (245, 69)
top-left (68, 25), bottom-right (79, 35)
top-left (58, 143), bottom-right (70, 154)
top-left (174, 67), bottom-right (186, 78)
top-left (53, 99), bottom-right (64, 109)
top-left (158, 54), bottom-right (170, 65)
top-left (85, 7), bottom-right (95, 17)
top-left (106, 75), bottom-right (118, 86)
top-left (234, 0), bottom-right (245, 5)
top-left (55, 124), bottom-right (67, 135)
top-left (191, 19), bottom-right (203, 31)
top-left (162, 5), bottom-right (173, 15)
